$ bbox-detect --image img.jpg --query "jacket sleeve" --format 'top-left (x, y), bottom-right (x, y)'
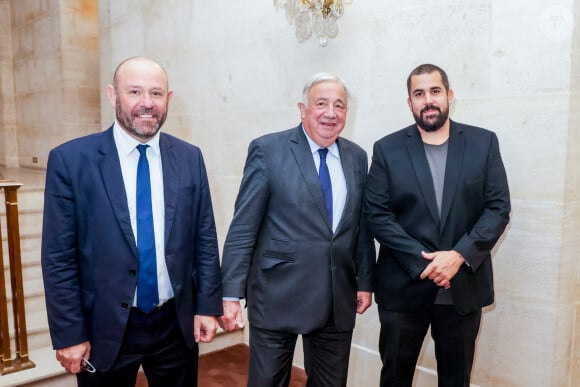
top-left (41, 149), bottom-right (88, 349)
top-left (193, 150), bottom-right (224, 316)
top-left (453, 133), bottom-right (511, 271)
top-left (221, 139), bottom-right (270, 297)
top-left (354, 156), bottom-right (376, 291)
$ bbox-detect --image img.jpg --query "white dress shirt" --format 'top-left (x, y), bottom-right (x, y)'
top-left (303, 128), bottom-right (347, 233)
top-left (113, 122), bottom-right (174, 306)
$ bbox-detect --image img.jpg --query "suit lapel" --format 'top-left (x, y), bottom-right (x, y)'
top-left (335, 138), bottom-right (354, 233)
top-left (289, 126), bottom-right (333, 231)
top-left (98, 127), bottom-right (138, 257)
top-left (159, 134), bottom-right (179, 247)
top-left (440, 121), bottom-right (464, 232)
top-left (406, 126), bottom-right (441, 228)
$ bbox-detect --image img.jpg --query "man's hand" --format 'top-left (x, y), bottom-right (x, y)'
top-left (194, 315), bottom-right (219, 343)
top-left (218, 300), bottom-right (244, 331)
top-left (356, 291), bottom-right (372, 314)
top-left (56, 341), bottom-right (91, 374)
top-left (420, 250), bottom-right (465, 289)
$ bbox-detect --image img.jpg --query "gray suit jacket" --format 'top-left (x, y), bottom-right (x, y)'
top-left (221, 125), bottom-right (375, 333)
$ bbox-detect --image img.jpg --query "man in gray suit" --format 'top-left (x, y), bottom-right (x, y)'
top-left (219, 73), bottom-right (375, 387)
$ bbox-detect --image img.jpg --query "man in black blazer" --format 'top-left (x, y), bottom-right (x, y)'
top-left (364, 64), bottom-right (510, 386)
top-left (41, 57), bottom-right (223, 387)
top-left (220, 73), bottom-right (375, 386)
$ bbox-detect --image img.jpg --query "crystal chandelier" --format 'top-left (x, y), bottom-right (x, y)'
top-left (274, 0), bottom-right (353, 47)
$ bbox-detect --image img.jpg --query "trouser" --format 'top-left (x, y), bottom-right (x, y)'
top-left (248, 324), bottom-right (353, 387)
top-left (77, 299), bottom-right (198, 387)
top-left (378, 305), bottom-right (481, 387)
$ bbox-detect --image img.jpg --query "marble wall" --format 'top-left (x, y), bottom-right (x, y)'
top-left (1, 0), bottom-right (578, 385)
top-left (0, 0), bottom-right (100, 169)
top-left (0, 0), bottom-right (18, 168)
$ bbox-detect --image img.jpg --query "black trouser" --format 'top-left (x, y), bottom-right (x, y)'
top-left (77, 299), bottom-right (198, 387)
top-left (378, 305), bottom-right (481, 387)
top-left (248, 324), bottom-right (353, 387)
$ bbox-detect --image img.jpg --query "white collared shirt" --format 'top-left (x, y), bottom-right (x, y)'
top-left (113, 122), bottom-right (174, 306)
top-left (302, 128), bottom-right (347, 233)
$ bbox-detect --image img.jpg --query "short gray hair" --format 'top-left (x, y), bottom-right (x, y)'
top-left (301, 72), bottom-right (350, 105)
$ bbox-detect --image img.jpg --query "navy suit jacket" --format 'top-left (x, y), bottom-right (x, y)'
top-left (365, 120), bottom-right (510, 316)
top-left (41, 126), bottom-right (222, 371)
top-left (221, 125), bottom-right (375, 333)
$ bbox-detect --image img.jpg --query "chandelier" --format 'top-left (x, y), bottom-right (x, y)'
top-left (274, 0), bottom-right (353, 47)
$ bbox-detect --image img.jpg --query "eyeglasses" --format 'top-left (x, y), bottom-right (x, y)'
top-left (81, 357), bottom-right (96, 373)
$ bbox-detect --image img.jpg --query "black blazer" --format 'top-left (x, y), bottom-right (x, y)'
top-left (41, 127), bottom-right (223, 371)
top-left (221, 125), bottom-right (375, 333)
top-left (364, 120), bottom-right (510, 315)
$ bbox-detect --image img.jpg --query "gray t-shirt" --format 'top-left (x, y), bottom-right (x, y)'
top-left (424, 141), bottom-right (448, 216)
top-left (424, 141), bottom-right (452, 304)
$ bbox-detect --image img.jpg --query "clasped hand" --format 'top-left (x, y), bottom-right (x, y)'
top-left (419, 250), bottom-right (465, 289)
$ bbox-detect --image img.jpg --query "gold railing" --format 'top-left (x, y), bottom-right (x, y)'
top-left (0, 181), bottom-right (34, 374)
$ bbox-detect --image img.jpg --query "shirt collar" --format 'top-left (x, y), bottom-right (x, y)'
top-left (301, 125), bottom-right (339, 159)
top-left (113, 121), bottom-right (161, 157)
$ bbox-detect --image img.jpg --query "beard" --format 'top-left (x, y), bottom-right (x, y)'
top-left (413, 105), bottom-right (449, 132)
top-left (115, 100), bottom-right (168, 140)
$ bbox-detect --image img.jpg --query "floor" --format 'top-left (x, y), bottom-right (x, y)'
top-left (136, 344), bottom-right (307, 387)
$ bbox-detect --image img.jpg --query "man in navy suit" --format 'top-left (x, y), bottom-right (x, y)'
top-left (364, 64), bottom-right (511, 386)
top-left (41, 56), bottom-right (223, 387)
top-left (220, 73), bottom-right (375, 386)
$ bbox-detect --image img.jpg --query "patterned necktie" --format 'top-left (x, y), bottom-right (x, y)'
top-left (318, 148), bottom-right (333, 225)
top-left (136, 144), bottom-right (158, 313)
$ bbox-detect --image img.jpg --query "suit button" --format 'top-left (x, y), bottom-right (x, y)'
top-left (129, 270), bottom-right (136, 276)
top-left (121, 303), bottom-right (129, 309)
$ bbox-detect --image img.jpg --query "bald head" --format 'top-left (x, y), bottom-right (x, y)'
top-left (112, 56), bottom-right (169, 91)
